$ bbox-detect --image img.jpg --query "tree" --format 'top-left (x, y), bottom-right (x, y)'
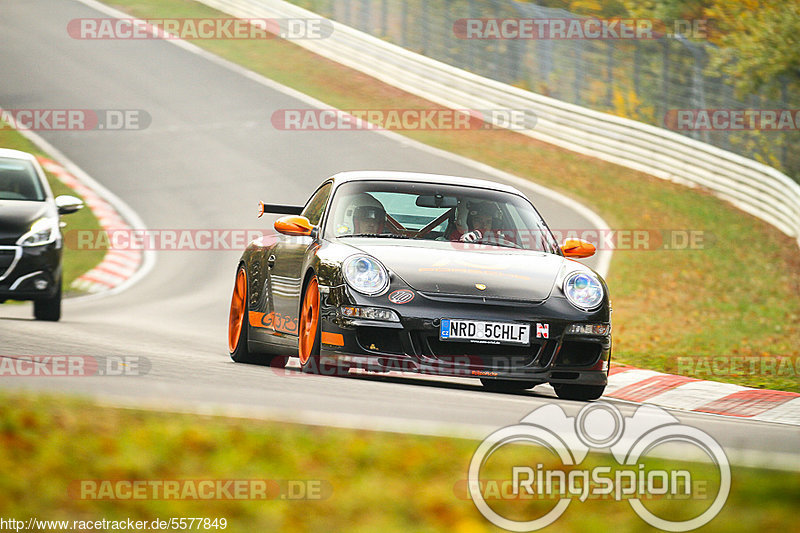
top-left (704, 0), bottom-right (800, 97)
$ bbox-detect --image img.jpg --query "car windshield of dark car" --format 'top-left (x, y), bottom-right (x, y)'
top-left (325, 180), bottom-right (561, 253)
top-left (0, 158), bottom-right (45, 201)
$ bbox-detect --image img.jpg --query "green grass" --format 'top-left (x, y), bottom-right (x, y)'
top-left (0, 127), bottom-right (106, 295)
top-left (100, 0), bottom-right (800, 392)
top-left (0, 391), bottom-right (797, 532)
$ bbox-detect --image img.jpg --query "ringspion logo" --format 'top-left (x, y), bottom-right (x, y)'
top-left (468, 402), bottom-right (730, 531)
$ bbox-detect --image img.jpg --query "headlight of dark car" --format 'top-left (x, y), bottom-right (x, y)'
top-left (343, 255), bottom-right (389, 296)
top-left (16, 217), bottom-right (58, 247)
top-left (563, 271), bottom-right (604, 310)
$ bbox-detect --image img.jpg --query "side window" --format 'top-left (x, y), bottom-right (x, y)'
top-left (301, 183), bottom-right (332, 226)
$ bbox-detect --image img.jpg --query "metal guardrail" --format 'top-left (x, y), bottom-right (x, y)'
top-left (200, 0), bottom-right (800, 247)
top-left (291, 0), bottom-right (799, 182)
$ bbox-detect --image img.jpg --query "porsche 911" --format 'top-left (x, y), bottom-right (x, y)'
top-left (228, 171), bottom-right (611, 400)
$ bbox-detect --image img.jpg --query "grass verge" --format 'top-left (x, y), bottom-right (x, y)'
top-left (0, 126), bottom-right (106, 295)
top-left (99, 0), bottom-right (800, 392)
top-left (1, 391), bottom-right (797, 532)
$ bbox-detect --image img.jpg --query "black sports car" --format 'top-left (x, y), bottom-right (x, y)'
top-left (228, 171), bottom-right (611, 400)
top-left (0, 149), bottom-right (83, 321)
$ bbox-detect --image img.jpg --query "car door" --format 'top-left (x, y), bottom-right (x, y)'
top-left (268, 182), bottom-right (332, 336)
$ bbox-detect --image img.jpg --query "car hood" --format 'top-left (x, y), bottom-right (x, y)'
top-left (349, 240), bottom-right (566, 301)
top-left (0, 201), bottom-right (50, 245)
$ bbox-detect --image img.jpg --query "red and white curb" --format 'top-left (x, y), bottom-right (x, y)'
top-left (38, 157), bottom-right (142, 293)
top-left (606, 364), bottom-right (800, 425)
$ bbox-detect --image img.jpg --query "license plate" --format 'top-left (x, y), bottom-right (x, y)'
top-left (440, 319), bottom-right (530, 345)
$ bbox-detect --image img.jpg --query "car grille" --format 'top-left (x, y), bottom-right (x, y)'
top-left (555, 341), bottom-right (603, 367)
top-left (356, 327), bottom-right (405, 355)
top-left (0, 251), bottom-right (14, 269)
top-left (420, 334), bottom-right (555, 370)
top-left (0, 247), bottom-right (20, 281)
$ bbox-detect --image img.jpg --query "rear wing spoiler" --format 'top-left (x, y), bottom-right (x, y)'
top-left (258, 202), bottom-right (304, 218)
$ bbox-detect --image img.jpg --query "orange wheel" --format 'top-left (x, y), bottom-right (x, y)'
top-left (228, 265), bottom-right (286, 366)
top-left (298, 276), bottom-right (321, 371)
top-left (228, 267), bottom-right (248, 356)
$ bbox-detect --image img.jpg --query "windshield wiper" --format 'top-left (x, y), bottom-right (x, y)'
top-left (339, 233), bottom-right (410, 239)
top-left (478, 241), bottom-right (522, 250)
top-left (469, 237), bottom-right (523, 249)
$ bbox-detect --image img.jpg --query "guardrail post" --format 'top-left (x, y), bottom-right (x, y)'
top-left (661, 38), bottom-right (670, 122)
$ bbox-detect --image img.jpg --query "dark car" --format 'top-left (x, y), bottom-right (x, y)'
top-left (0, 148), bottom-right (83, 321)
top-left (228, 171), bottom-right (611, 400)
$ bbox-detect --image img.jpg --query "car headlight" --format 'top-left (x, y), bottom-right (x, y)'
top-left (563, 272), bottom-right (604, 310)
top-left (343, 255), bottom-right (389, 296)
top-left (17, 217), bottom-right (58, 246)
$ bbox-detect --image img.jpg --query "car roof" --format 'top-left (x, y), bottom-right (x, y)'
top-left (0, 148), bottom-right (38, 162)
top-left (0, 148), bottom-right (53, 199)
top-left (327, 171), bottom-right (526, 197)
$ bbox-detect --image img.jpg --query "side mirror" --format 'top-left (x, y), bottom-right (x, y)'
top-left (274, 215), bottom-right (315, 237)
top-left (561, 238), bottom-right (596, 258)
top-left (55, 195), bottom-right (84, 215)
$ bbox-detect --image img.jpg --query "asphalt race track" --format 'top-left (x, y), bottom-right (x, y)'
top-left (1, 0), bottom-right (798, 468)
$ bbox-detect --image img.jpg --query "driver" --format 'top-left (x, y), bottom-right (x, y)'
top-left (454, 201), bottom-right (502, 243)
top-left (353, 204), bottom-right (386, 234)
top-left (336, 193), bottom-right (388, 235)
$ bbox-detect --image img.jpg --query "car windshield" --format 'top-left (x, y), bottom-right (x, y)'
top-left (324, 180), bottom-right (561, 253)
top-left (0, 158), bottom-right (45, 201)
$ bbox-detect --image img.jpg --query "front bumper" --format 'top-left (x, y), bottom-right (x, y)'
top-left (0, 244), bottom-right (61, 302)
top-left (317, 285), bottom-right (611, 386)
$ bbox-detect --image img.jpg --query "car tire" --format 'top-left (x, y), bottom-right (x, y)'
top-left (228, 265), bottom-right (266, 364)
top-left (480, 378), bottom-right (539, 392)
top-left (298, 275), bottom-right (323, 374)
top-left (553, 383), bottom-right (606, 401)
top-left (33, 277), bottom-right (61, 321)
